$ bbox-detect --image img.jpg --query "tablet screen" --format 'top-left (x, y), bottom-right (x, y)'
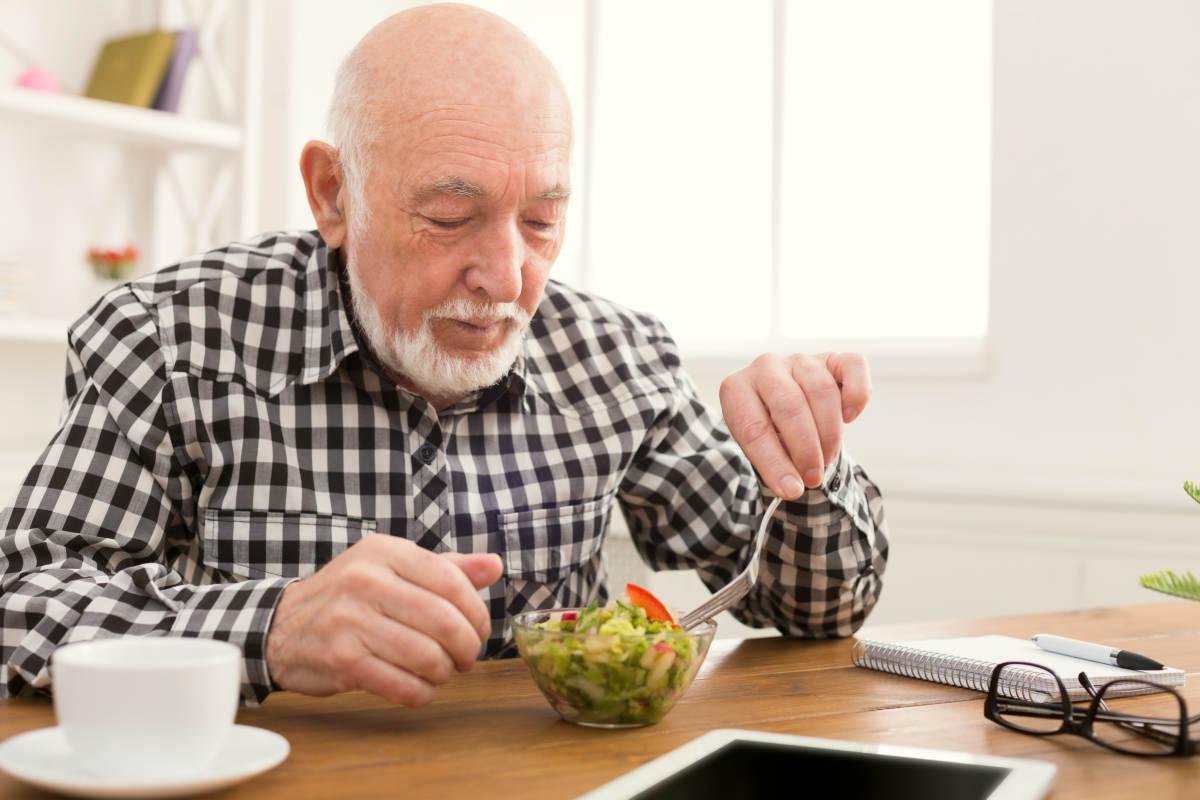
top-left (630, 740), bottom-right (1011, 800)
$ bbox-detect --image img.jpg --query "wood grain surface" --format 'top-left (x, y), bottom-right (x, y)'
top-left (1, 602), bottom-right (1198, 798)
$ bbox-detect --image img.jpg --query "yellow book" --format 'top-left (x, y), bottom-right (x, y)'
top-left (83, 30), bottom-right (177, 108)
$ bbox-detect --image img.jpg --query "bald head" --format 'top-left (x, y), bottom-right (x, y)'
top-left (326, 4), bottom-right (573, 236)
top-left (354, 3), bottom-right (571, 120)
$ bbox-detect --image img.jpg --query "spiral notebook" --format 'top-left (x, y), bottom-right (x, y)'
top-left (853, 635), bottom-right (1186, 703)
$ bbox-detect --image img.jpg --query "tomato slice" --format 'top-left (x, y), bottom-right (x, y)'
top-left (626, 583), bottom-right (676, 624)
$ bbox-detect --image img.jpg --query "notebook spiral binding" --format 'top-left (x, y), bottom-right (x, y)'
top-left (851, 641), bottom-right (1053, 702)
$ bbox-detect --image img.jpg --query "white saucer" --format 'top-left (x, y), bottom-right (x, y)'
top-left (0, 723), bottom-right (290, 798)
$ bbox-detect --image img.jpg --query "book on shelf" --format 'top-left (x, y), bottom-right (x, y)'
top-left (84, 30), bottom-right (177, 109)
top-left (151, 29), bottom-right (199, 113)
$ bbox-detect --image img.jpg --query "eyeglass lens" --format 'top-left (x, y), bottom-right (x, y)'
top-left (1090, 680), bottom-right (1184, 756)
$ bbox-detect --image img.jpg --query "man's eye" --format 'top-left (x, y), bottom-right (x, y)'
top-left (525, 220), bottom-right (555, 231)
top-left (427, 217), bottom-right (470, 229)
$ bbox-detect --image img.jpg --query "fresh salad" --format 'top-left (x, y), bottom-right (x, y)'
top-left (515, 583), bottom-right (709, 727)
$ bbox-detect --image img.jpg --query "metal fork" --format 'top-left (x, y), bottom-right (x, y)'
top-left (677, 496), bottom-right (784, 630)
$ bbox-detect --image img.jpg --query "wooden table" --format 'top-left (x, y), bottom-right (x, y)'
top-left (1, 602), bottom-right (1198, 798)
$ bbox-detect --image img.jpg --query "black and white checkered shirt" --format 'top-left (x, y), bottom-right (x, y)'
top-left (0, 229), bottom-right (888, 704)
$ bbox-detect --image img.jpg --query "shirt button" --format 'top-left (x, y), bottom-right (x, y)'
top-left (418, 444), bottom-right (437, 464)
top-left (829, 473), bottom-right (842, 492)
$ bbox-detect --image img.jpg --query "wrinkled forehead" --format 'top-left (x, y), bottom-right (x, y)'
top-left (385, 104), bottom-right (573, 204)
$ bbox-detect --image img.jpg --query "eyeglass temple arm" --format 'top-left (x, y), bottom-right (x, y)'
top-left (1078, 673), bottom-right (1111, 712)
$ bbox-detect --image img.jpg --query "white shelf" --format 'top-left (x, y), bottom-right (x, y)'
top-left (0, 87), bottom-right (242, 153)
top-left (0, 315), bottom-right (73, 344)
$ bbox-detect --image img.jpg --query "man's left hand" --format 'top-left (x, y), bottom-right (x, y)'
top-left (719, 352), bottom-right (871, 500)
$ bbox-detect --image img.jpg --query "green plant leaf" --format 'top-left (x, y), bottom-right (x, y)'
top-left (1140, 569), bottom-right (1200, 601)
top-left (1137, 484), bottom-right (1200, 599)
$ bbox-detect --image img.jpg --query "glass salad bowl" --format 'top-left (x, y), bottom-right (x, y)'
top-left (513, 587), bottom-right (717, 729)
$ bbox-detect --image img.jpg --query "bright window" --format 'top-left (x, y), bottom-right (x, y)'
top-left (584, 0), bottom-right (992, 349)
top-left (778, 1), bottom-right (992, 339)
top-left (587, 0), bottom-right (775, 345)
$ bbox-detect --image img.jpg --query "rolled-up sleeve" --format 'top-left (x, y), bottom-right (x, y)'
top-left (617, 320), bottom-right (888, 637)
top-left (0, 286), bottom-right (290, 703)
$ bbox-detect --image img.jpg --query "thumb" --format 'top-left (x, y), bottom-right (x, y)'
top-left (442, 552), bottom-right (504, 590)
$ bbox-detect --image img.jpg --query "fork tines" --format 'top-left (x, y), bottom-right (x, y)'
top-left (677, 577), bottom-right (751, 628)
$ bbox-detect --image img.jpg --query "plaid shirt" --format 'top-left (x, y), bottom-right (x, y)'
top-left (0, 230), bottom-right (888, 704)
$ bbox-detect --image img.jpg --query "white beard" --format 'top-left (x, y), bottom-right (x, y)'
top-left (344, 258), bottom-right (531, 400)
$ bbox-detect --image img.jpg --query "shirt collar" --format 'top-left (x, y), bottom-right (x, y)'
top-left (296, 233), bottom-right (360, 388)
top-left (297, 232), bottom-right (534, 408)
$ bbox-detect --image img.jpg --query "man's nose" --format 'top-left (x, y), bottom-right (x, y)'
top-left (465, 218), bottom-right (524, 304)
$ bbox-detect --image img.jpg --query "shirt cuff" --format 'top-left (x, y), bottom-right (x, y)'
top-left (795, 450), bottom-right (877, 550)
top-left (169, 576), bottom-right (295, 705)
top-left (759, 449), bottom-right (877, 553)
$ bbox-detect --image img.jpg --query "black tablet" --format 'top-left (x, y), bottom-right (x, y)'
top-left (579, 729), bottom-right (1056, 800)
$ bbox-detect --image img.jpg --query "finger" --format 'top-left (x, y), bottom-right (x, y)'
top-left (441, 552), bottom-right (504, 591)
top-left (789, 354), bottom-right (843, 478)
top-left (825, 352), bottom-right (871, 422)
top-left (386, 541), bottom-right (494, 641)
top-left (751, 356), bottom-right (826, 489)
top-left (346, 552), bottom-right (486, 672)
top-left (349, 652), bottom-right (436, 707)
top-left (720, 371), bottom-right (806, 499)
top-left (364, 614), bottom-right (457, 686)
top-left (382, 579), bottom-right (487, 673)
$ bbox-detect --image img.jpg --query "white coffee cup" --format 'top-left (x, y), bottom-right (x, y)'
top-left (52, 637), bottom-right (241, 781)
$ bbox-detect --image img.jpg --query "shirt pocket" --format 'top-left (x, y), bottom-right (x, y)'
top-left (498, 494), bottom-right (615, 585)
top-left (200, 509), bottom-right (378, 580)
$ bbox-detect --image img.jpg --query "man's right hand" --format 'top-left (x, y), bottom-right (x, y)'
top-left (265, 535), bottom-right (504, 706)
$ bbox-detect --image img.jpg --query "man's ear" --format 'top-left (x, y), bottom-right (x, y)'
top-left (299, 140), bottom-right (348, 249)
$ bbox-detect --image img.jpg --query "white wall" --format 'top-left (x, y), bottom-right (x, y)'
top-left (3, 0), bottom-right (1199, 633)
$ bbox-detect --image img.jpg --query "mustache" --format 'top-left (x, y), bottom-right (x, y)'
top-left (426, 298), bottom-right (531, 326)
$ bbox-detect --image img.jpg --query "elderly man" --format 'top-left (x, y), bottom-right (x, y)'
top-left (0, 4), bottom-right (887, 706)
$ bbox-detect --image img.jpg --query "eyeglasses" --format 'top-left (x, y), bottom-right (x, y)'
top-left (984, 660), bottom-right (1199, 757)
